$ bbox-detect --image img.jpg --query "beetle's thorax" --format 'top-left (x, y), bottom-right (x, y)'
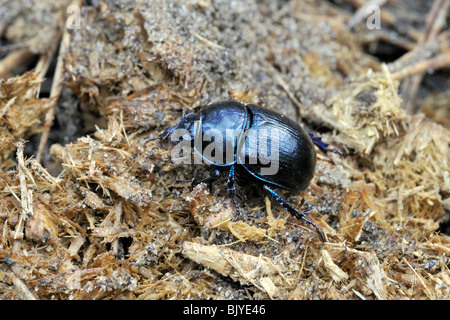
top-left (193, 101), bottom-right (250, 166)
top-left (175, 101), bottom-right (316, 192)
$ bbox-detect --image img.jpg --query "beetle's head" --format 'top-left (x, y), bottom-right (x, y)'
top-left (163, 112), bottom-right (198, 143)
top-left (176, 112), bottom-right (198, 139)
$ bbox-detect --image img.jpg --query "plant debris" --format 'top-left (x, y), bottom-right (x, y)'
top-left (0, 0), bottom-right (449, 300)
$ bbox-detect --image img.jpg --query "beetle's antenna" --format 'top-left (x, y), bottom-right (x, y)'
top-left (145, 124), bottom-right (178, 144)
top-left (263, 184), bottom-right (325, 242)
top-left (144, 110), bottom-right (189, 145)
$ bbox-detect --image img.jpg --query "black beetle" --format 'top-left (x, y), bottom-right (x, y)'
top-left (148, 101), bottom-right (339, 242)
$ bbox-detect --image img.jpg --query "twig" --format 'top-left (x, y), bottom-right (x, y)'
top-left (298, 244), bottom-right (308, 280)
top-left (399, 0), bottom-right (449, 114)
top-left (36, 0), bottom-right (83, 162)
top-left (15, 141), bottom-right (33, 240)
top-left (0, 48), bottom-right (34, 78)
top-left (422, 0), bottom-right (446, 42)
top-left (111, 201), bottom-right (123, 255)
top-left (35, 23), bottom-right (70, 163)
top-left (191, 30), bottom-right (225, 50)
top-left (356, 29), bottom-right (416, 51)
top-left (388, 31), bottom-right (450, 76)
top-left (391, 52), bottom-right (450, 81)
top-left (275, 73), bottom-right (305, 120)
top-left (402, 257), bottom-right (436, 300)
top-left (0, 96), bottom-right (17, 118)
top-left (11, 274), bottom-right (37, 300)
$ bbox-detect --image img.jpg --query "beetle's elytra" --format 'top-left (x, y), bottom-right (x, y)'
top-left (149, 101), bottom-right (328, 242)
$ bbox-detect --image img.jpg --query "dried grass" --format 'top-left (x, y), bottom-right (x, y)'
top-left (0, 0), bottom-right (449, 300)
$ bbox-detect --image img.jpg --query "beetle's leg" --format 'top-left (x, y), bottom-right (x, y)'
top-left (227, 165), bottom-right (241, 221)
top-left (262, 184), bottom-right (325, 242)
top-left (308, 133), bottom-right (343, 163)
top-left (192, 169), bottom-right (222, 189)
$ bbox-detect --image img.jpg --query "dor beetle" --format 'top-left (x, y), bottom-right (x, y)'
top-left (148, 101), bottom-right (339, 242)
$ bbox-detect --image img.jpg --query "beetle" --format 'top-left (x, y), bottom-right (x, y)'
top-left (147, 100), bottom-right (340, 242)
